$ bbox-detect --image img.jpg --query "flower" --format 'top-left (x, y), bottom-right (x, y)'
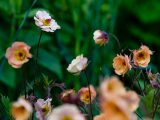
top-left (11, 97), bottom-right (33, 120)
top-left (94, 114), bottom-right (107, 120)
top-left (133, 45), bottom-right (152, 67)
top-left (48, 104), bottom-right (85, 120)
top-left (34, 98), bottom-right (52, 120)
top-left (60, 89), bottom-right (80, 105)
top-left (5, 42), bottom-right (32, 68)
top-left (78, 85), bottom-right (96, 104)
top-left (100, 76), bottom-right (126, 98)
top-left (113, 54), bottom-right (132, 76)
top-left (67, 54), bottom-right (88, 75)
top-left (34, 10), bottom-right (60, 32)
top-left (93, 30), bottom-right (109, 45)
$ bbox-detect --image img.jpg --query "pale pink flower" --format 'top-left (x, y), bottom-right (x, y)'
top-left (67, 54), bottom-right (88, 75)
top-left (113, 54), bottom-right (132, 76)
top-left (34, 10), bottom-right (60, 32)
top-left (93, 30), bottom-right (109, 45)
top-left (133, 45), bottom-right (152, 67)
top-left (78, 85), bottom-right (96, 104)
top-left (5, 42), bottom-right (32, 68)
top-left (11, 97), bottom-right (33, 120)
top-left (48, 104), bottom-right (85, 120)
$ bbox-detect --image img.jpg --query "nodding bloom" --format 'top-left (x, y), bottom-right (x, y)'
top-left (34, 98), bottom-right (52, 120)
top-left (133, 45), bottom-right (152, 67)
top-left (5, 42), bottom-right (32, 68)
top-left (78, 85), bottom-right (96, 104)
top-left (60, 89), bottom-right (80, 105)
top-left (113, 54), bottom-right (132, 76)
top-left (67, 54), bottom-right (88, 75)
top-left (11, 97), bottom-right (33, 120)
top-left (48, 104), bottom-right (85, 120)
top-left (93, 30), bottom-right (109, 46)
top-left (34, 10), bottom-right (60, 32)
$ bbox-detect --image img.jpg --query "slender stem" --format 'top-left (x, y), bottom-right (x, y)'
top-left (135, 112), bottom-right (143, 120)
top-left (33, 31), bottom-right (43, 95)
top-left (109, 33), bottom-right (121, 50)
top-left (152, 89), bottom-right (160, 118)
top-left (84, 71), bottom-right (93, 120)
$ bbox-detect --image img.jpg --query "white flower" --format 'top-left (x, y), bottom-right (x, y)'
top-left (34, 10), bottom-right (60, 32)
top-left (67, 54), bottom-right (88, 75)
top-left (11, 97), bottom-right (33, 120)
top-left (48, 104), bottom-right (85, 120)
top-left (93, 30), bottom-right (109, 45)
top-left (34, 98), bottom-right (52, 120)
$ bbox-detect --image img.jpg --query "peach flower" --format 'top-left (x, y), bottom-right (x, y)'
top-left (78, 85), bottom-right (96, 104)
top-left (94, 113), bottom-right (107, 120)
top-left (11, 97), bottom-right (33, 120)
top-left (5, 42), bottom-right (32, 68)
top-left (93, 30), bottom-right (109, 45)
top-left (48, 104), bottom-right (85, 120)
top-left (67, 54), bottom-right (88, 75)
top-left (133, 45), bottom-right (152, 67)
top-left (34, 10), bottom-right (60, 32)
top-left (113, 54), bottom-right (132, 76)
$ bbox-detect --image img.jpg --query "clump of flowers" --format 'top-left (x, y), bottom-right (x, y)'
top-left (34, 98), bottom-right (52, 120)
top-left (11, 97), bottom-right (33, 120)
top-left (133, 45), bottom-right (152, 67)
top-left (34, 10), bottom-right (60, 32)
top-left (113, 54), bottom-right (132, 76)
top-left (5, 42), bottom-right (32, 68)
top-left (93, 30), bottom-right (109, 45)
top-left (78, 85), bottom-right (96, 104)
top-left (67, 54), bottom-right (88, 75)
top-left (48, 104), bottom-right (85, 120)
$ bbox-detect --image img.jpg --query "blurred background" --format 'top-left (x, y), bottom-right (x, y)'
top-left (0, 0), bottom-right (160, 107)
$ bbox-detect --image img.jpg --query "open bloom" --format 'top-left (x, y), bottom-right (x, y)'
top-left (5, 42), bottom-right (32, 68)
top-left (48, 104), bottom-right (85, 120)
top-left (113, 54), bottom-right (132, 76)
top-left (93, 30), bottom-right (109, 45)
top-left (78, 85), bottom-right (96, 104)
top-left (34, 10), bottom-right (60, 32)
top-left (133, 45), bottom-right (152, 67)
top-left (11, 97), bottom-right (33, 120)
top-left (67, 54), bottom-right (88, 75)
top-left (34, 98), bottom-right (52, 120)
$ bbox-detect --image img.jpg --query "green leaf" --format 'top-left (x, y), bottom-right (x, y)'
top-left (0, 61), bottom-right (16, 88)
top-left (38, 49), bottom-right (62, 79)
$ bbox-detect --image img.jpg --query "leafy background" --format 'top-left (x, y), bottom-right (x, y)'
top-left (0, 0), bottom-right (160, 119)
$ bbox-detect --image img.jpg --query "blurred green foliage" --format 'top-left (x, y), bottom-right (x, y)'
top-left (0, 0), bottom-right (160, 119)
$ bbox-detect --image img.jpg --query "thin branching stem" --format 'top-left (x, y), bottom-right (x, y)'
top-left (152, 89), bottom-right (160, 118)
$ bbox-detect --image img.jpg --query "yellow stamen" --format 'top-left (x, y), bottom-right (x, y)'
top-left (42, 19), bottom-right (51, 26)
top-left (14, 49), bottom-right (26, 61)
top-left (61, 116), bottom-right (73, 120)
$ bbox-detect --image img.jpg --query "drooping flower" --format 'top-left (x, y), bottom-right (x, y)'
top-left (5, 42), bottom-right (32, 68)
top-left (67, 54), bottom-right (88, 75)
top-left (11, 97), bottom-right (33, 120)
top-left (78, 85), bottom-right (96, 104)
top-left (60, 89), bottom-right (80, 105)
top-left (133, 45), bottom-right (152, 67)
top-left (100, 76), bottom-right (126, 97)
top-left (48, 104), bottom-right (85, 120)
top-left (93, 30), bottom-right (109, 45)
top-left (34, 10), bottom-right (60, 32)
top-left (34, 98), bottom-right (52, 120)
top-left (113, 54), bottom-right (132, 76)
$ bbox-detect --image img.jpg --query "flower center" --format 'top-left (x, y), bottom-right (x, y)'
top-left (14, 49), bottom-right (26, 61)
top-left (61, 115), bottom-right (73, 120)
top-left (42, 19), bottom-right (51, 26)
top-left (41, 105), bottom-right (50, 115)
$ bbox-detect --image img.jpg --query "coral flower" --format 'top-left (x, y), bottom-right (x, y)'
top-left (78, 85), bottom-right (96, 104)
top-left (100, 76), bottom-right (126, 97)
top-left (67, 54), bottom-right (88, 75)
top-left (34, 98), bottom-right (52, 120)
top-left (93, 30), bottom-right (109, 45)
top-left (11, 97), bottom-right (33, 120)
top-left (113, 54), bottom-right (132, 76)
top-left (133, 45), bottom-right (152, 67)
top-left (34, 10), bottom-right (60, 32)
top-left (48, 104), bottom-right (85, 120)
top-left (5, 42), bottom-right (32, 68)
